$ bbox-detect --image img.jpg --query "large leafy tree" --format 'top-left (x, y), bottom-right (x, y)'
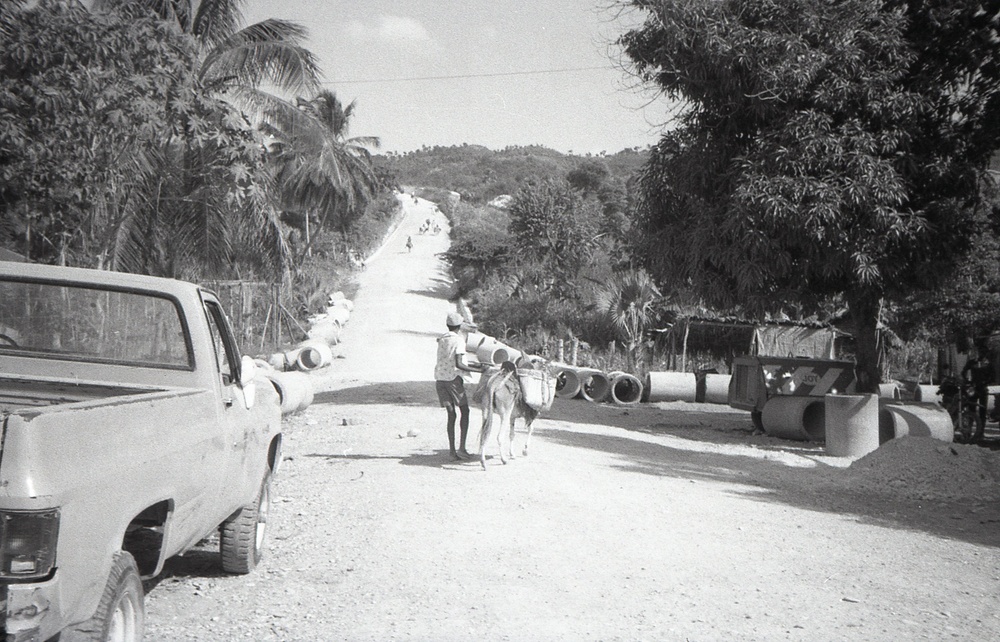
top-left (618, 0), bottom-right (1000, 391)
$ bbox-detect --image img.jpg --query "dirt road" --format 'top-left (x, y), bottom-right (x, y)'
top-left (145, 195), bottom-right (1000, 641)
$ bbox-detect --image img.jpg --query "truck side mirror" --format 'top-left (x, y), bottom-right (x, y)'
top-left (239, 355), bottom-right (257, 387)
top-left (238, 355), bottom-right (257, 409)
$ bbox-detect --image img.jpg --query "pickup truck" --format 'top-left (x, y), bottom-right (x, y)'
top-left (0, 262), bottom-right (283, 641)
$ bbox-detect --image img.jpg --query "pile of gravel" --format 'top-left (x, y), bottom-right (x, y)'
top-left (844, 437), bottom-right (1000, 503)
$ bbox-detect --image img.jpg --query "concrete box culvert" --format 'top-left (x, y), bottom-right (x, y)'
top-left (761, 396), bottom-right (826, 441)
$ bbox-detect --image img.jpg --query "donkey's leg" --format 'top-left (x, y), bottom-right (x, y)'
top-left (479, 400), bottom-right (495, 471)
top-left (522, 409), bottom-right (539, 457)
top-left (507, 412), bottom-right (518, 461)
top-left (498, 407), bottom-right (513, 464)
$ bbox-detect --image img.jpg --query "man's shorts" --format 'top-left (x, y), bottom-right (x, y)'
top-left (436, 376), bottom-right (468, 408)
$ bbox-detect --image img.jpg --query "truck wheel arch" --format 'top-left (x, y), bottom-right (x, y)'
top-left (122, 500), bottom-right (172, 578)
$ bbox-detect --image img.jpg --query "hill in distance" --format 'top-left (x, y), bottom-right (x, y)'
top-left (375, 144), bottom-right (649, 204)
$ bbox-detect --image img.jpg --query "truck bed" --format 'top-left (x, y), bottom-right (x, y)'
top-left (0, 376), bottom-right (155, 413)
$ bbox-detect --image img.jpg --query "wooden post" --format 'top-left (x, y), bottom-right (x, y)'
top-left (681, 319), bottom-right (690, 373)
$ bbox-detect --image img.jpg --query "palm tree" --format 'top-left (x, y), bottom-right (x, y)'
top-left (265, 90), bottom-right (382, 259)
top-left (92, 0), bottom-right (320, 117)
top-left (595, 269), bottom-right (663, 371)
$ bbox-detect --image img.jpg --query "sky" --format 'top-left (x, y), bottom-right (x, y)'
top-left (243, 0), bottom-right (671, 155)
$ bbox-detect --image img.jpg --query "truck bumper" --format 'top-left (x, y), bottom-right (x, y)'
top-left (2, 577), bottom-right (62, 642)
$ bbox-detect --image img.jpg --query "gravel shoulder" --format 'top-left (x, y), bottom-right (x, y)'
top-left (144, 195), bottom-right (1000, 641)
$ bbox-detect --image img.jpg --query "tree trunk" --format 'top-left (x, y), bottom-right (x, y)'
top-left (847, 292), bottom-right (882, 394)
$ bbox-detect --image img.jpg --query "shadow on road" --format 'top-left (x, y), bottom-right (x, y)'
top-left (314, 381), bottom-right (439, 406)
top-left (406, 278), bottom-right (454, 300)
top-left (540, 423), bottom-right (1000, 549)
top-left (304, 450), bottom-right (482, 470)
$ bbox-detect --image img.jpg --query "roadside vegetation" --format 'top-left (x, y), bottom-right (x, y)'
top-left (0, 0), bottom-right (397, 348)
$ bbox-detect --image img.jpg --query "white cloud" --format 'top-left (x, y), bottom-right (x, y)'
top-left (345, 15), bottom-right (434, 44)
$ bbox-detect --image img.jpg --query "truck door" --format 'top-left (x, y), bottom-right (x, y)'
top-left (201, 297), bottom-right (259, 506)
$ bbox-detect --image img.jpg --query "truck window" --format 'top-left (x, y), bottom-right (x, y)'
top-left (0, 278), bottom-right (191, 368)
top-left (203, 300), bottom-right (239, 385)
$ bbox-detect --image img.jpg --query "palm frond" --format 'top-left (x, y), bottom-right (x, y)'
top-left (192, 0), bottom-right (244, 48)
top-left (201, 19), bottom-right (320, 96)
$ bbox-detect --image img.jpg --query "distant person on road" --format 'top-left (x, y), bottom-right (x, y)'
top-left (406, 235), bottom-right (413, 252)
top-left (962, 351), bottom-right (993, 442)
top-left (435, 312), bottom-right (483, 461)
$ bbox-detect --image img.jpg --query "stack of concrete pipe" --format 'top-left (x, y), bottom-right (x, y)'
top-left (465, 332), bottom-right (646, 406)
top-left (549, 364), bottom-right (621, 404)
top-left (267, 291), bottom-right (354, 373)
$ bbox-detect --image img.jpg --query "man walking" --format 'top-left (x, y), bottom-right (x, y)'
top-left (435, 312), bottom-right (482, 460)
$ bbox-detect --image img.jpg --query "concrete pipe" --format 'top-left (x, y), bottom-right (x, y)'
top-left (760, 396), bottom-right (826, 441)
top-left (294, 339), bottom-right (333, 371)
top-left (878, 383), bottom-right (901, 400)
top-left (609, 372), bottom-right (643, 405)
top-left (878, 402), bottom-right (953, 443)
top-left (296, 374), bottom-right (315, 412)
top-left (703, 373), bottom-right (732, 404)
top-left (493, 345), bottom-right (522, 365)
top-left (645, 371), bottom-right (697, 403)
top-left (825, 393), bottom-right (880, 457)
top-left (306, 320), bottom-right (341, 346)
top-left (328, 290), bottom-right (346, 303)
top-left (329, 298), bottom-right (353, 312)
top-left (576, 369), bottom-right (611, 402)
top-left (552, 364), bottom-right (583, 399)
top-left (263, 370), bottom-right (308, 415)
top-left (913, 384), bottom-right (941, 404)
top-left (465, 332), bottom-right (490, 352)
top-left (267, 352), bottom-right (288, 371)
top-left (324, 306), bottom-right (350, 326)
top-left (476, 342), bottom-right (507, 365)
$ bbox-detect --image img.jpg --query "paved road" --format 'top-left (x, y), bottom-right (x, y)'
top-left (144, 194), bottom-right (1000, 641)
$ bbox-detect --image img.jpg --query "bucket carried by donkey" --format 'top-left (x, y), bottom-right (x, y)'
top-left (517, 367), bottom-right (556, 411)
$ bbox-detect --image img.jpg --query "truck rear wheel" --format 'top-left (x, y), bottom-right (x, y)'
top-left (63, 552), bottom-right (144, 642)
top-left (220, 476), bottom-right (270, 574)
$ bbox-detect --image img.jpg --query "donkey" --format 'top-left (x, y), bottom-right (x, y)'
top-left (475, 357), bottom-right (549, 470)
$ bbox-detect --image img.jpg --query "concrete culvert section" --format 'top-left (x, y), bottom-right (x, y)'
top-left (646, 371), bottom-right (697, 402)
top-left (825, 393), bottom-right (880, 457)
top-left (761, 396), bottom-right (826, 441)
top-left (609, 372), bottom-right (643, 405)
top-left (553, 365), bottom-right (582, 398)
top-left (703, 373), bottom-right (731, 404)
top-left (577, 368), bottom-right (611, 402)
top-left (294, 340), bottom-right (333, 371)
top-left (878, 402), bottom-right (954, 444)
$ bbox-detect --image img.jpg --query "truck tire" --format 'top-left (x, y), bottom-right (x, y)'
top-left (62, 552), bottom-right (144, 642)
top-left (220, 476), bottom-right (270, 574)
